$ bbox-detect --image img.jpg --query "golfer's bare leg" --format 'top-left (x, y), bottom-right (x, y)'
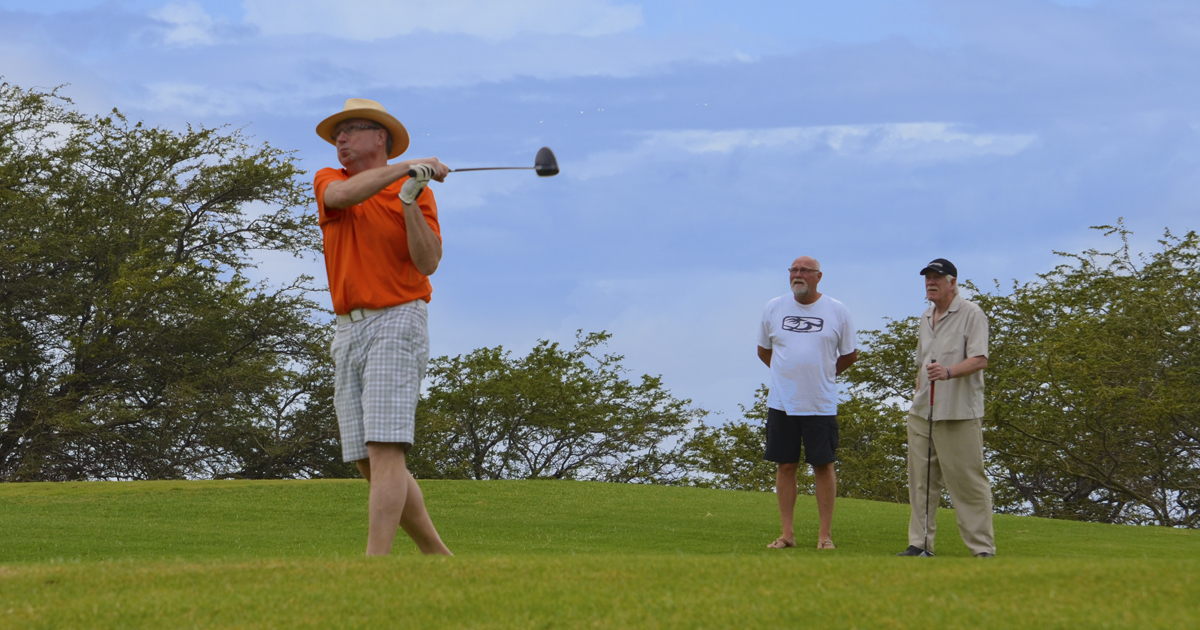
top-left (813, 462), bottom-right (836, 544)
top-left (399, 474), bottom-right (452, 555)
top-left (771, 463), bottom-right (799, 546)
top-left (356, 459), bottom-right (371, 481)
top-left (358, 445), bottom-right (451, 556)
top-left (361, 443), bottom-right (409, 555)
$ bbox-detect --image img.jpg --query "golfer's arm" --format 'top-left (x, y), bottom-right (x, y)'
top-left (835, 350), bottom-right (858, 376)
top-left (322, 163), bottom-right (408, 209)
top-left (757, 346), bottom-right (772, 367)
top-left (325, 158), bottom-right (447, 209)
top-left (946, 355), bottom-right (988, 379)
top-left (403, 199), bottom-right (442, 276)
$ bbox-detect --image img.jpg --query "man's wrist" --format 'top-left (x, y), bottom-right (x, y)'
top-left (946, 367), bottom-right (953, 380)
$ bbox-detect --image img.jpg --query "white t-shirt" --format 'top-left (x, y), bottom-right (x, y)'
top-left (757, 294), bottom-right (858, 416)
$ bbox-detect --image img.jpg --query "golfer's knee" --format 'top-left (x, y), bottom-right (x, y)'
top-left (812, 464), bottom-right (836, 488)
top-left (777, 462), bottom-right (799, 475)
top-left (356, 458), bottom-right (371, 481)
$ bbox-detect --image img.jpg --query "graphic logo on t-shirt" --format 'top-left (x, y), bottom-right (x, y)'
top-left (782, 316), bottom-right (824, 333)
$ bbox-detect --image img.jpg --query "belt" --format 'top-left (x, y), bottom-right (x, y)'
top-left (336, 300), bottom-right (424, 325)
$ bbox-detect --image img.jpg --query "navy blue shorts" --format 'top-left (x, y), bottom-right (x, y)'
top-left (764, 408), bottom-right (839, 466)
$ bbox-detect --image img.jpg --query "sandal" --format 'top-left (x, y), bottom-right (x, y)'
top-left (767, 537), bottom-right (797, 549)
top-left (817, 539), bottom-right (836, 550)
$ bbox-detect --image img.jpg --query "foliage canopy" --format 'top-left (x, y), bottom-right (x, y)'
top-left (409, 331), bottom-right (705, 482)
top-left (842, 223), bottom-right (1200, 527)
top-left (0, 81), bottom-right (348, 481)
top-left (980, 224), bottom-right (1200, 527)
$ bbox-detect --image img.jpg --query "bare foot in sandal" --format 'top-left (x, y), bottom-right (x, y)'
top-left (767, 537), bottom-right (796, 549)
top-left (817, 539), bottom-right (836, 550)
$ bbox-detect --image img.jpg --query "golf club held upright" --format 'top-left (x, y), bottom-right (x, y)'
top-left (921, 361), bottom-right (936, 557)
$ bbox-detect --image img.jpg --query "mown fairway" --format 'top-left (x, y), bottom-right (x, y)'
top-left (2, 480), bottom-right (1198, 628)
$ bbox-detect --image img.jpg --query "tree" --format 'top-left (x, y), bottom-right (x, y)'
top-left (978, 223), bottom-right (1200, 526)
top-left (679, 382), bottom-right (908, 501)
top-left (839, 224), bottom-right (1200, 527)
top-left (408, 331), bottom-right (705, 482)
top-left (835, 393), bottom-right (910, 504)
top-left (0, 81), bottom-right (350, 481)
top-left (680, 386), bottom-right (790, 492)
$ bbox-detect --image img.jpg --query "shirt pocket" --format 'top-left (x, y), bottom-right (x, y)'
top-left (935, 339), bottom-right (963, 366)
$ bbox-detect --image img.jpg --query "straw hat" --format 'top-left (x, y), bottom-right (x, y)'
top-left (315, 98), bottom-right (410, 159)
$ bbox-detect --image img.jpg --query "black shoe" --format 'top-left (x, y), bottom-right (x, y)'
top-left (974, 552), bottom-right (995, 558)
top-left (896, 545), bottom-right (933, 557)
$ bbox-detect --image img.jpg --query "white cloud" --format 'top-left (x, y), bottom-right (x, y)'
top-left (141, 82), bottom-right (276, 116)
top-left (117, 26), bottom-right (733, 117)
top-left (573, 123), bottom-right (1038, 179)
top-left (150, 1), bottom-right (217, 46)
top-left (649, 123), bottom-right (1036, 158)
top-left (243, 0), bottom-right (642, 41)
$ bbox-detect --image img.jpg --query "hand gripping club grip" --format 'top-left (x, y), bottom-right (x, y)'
top-left (400, 164), bottom-right (434, 204)
top-left (406, 164), bottom-right (435, 181)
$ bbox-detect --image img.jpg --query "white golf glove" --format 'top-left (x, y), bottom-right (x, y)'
top-left (400, 164), bottom-right (435, 204)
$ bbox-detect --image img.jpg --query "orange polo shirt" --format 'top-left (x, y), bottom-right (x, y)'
top-left (314, 167), bottom-right (441, 314)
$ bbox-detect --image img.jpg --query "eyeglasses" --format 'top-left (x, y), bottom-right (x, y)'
top-left (788, 267), bottom-right (820, 275)
top-left (331, 123), bottom-right (383, 141)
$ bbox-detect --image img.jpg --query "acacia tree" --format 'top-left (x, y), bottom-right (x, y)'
top-left (409, 331), bottom-right (704, 482)
top-left (0, 81), bottom-right (349, 481)
top-left (679, 386), bottom-right (788, 492)
top-left (679, 383), bottom-right (907, 501)
top-left (839, 224), bottom-right (1199, 526)
top-left (979, 224), bottom-right (1200, 526)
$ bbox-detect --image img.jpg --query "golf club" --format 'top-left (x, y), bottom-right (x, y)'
top-left (409, 147), bottom-right (559, 178)
top-left (921, 361), bottom-right (937, 557)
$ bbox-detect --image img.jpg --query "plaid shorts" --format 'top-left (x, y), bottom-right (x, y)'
top-left (331, 301), bottom-right (429, 462)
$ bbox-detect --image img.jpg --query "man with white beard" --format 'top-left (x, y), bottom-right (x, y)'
top-left (757, 256), bottom-right (858, 550)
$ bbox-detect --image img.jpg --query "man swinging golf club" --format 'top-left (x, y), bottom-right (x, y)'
top-left (313, 98), bottom-right (451, 556)
top-left (897, 259), bottom-right (995, 558)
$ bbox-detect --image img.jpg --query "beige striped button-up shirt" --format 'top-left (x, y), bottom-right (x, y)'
top-left (909, 295), bottom-right (989, 421)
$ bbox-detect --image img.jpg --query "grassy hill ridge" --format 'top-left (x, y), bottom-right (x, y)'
top-left (2, 480), bottom-right (1198, 628)
top-left (3, 479), bottom-right (1196, 561)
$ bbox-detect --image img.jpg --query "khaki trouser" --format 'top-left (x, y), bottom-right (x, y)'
top-left (907, 415), bottom-right (995, 555)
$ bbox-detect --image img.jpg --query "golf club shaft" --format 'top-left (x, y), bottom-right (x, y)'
top-left (406, 147), bottom-right (558, 178)
top-left (451, 167), bottom-right (535, 172)
top-left (923, 363), bottom-right (936, 555)
top-left (407, 166), bottom-right (535, 177)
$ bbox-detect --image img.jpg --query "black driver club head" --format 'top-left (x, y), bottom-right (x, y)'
top-left (424, 147), bottom-right (561, 177)
top-left (534, 146), bottom-right (559, 177)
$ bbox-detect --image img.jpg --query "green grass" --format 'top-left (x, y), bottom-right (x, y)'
top-left (2, 480), bottom-right (1199, 628)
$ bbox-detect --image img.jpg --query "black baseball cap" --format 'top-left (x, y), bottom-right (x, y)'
top-left (919, 258), bottom-right (958, 277)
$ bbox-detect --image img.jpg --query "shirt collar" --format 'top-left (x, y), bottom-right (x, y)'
top-left (924, 295), bottom-right (965, 320)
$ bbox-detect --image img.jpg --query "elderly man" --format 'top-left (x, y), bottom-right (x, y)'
top-left (313, 98), bottom-right (452, 556)
top-left (898, 258), bottom-right (995, 558)
top-left (757, 256), bottom-right (858, 550)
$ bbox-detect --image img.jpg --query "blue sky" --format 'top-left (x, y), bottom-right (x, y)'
top-left (3, 0), bottom-right (1197, 421)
